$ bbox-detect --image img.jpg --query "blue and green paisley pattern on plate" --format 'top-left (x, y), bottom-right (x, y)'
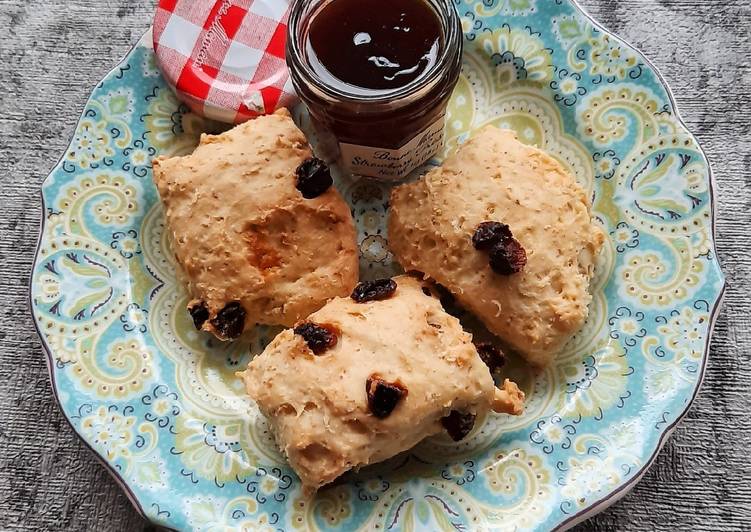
top-left (31, 1), bottom-right (724, 530)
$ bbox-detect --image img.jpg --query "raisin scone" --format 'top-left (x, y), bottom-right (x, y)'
top-left (152, 108), bottom-right (359, 340)
top-left (388, 127), bottom-right (605, 366)
top-left (241, 275), bottom-right (524, 492)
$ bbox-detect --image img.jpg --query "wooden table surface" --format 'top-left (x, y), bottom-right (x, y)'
top-left (1, 1), bottom-right (749, 530)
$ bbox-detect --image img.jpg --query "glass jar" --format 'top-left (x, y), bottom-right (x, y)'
top-left (286, 0), bottom-right (463, 181)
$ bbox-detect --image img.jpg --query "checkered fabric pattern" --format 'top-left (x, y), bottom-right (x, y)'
top-left (153, 0), bottom-right (298, 123)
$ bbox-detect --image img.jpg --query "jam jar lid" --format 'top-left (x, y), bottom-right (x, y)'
top-left (153, 0), bottom-right (299, 123)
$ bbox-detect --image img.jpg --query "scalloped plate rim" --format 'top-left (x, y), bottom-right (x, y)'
top-left (27, 28), bottom-right (173, 530)
top-left (545, 2), bottom-right (726, 527)
top-left (27, 3), bottom-right (727, 529)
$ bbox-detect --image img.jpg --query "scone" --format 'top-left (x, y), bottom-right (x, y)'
top-left (388, 127), bottom-right (605, 366)
top-left (241, 275), bottom-right (524, 492)
top-left (152, 108), bottom-right (359, 340)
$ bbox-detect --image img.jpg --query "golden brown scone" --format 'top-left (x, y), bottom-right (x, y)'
top-left (152, 108), bottom-right (358, 339)
top-left (389, 127), bottom-right (605, 366)
top-left (241, 275), bottom-right (523, 492)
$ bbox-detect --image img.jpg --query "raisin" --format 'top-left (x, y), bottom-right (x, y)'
top-left (432, 283), bottom-right (454, 306)
top-left (351, 278), bottom-right (397, 303)
top-left (210, 302), bottom-right (246, 339)
top-left (489, 238), bottom-right (527, 275)
top-left (472, 221), bottom-right (512, 250)
top-left (366, 375), bottom-right (407, 418)
top-left (294, 322), bottom-right (339, 354)
top-left (188, 301), bottom-right (209, 330)
top-left (296, 157), bottom-right (333, 199)
top-left (441, 410), bottom-right (476, 441)
top-left (475, 342), bottom-right (506, 373)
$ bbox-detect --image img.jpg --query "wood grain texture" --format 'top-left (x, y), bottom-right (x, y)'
top-left (0, 1), bottom-right (748, 530)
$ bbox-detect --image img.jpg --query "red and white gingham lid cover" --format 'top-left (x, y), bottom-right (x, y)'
top-left (153, 0), bottom-right (298, 123)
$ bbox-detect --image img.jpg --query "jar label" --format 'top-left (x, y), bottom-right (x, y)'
top-left (338, 115), bottom-right (445, 180)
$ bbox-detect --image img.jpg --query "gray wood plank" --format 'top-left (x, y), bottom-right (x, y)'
top-left (0, 1), bottom-right (748, 530)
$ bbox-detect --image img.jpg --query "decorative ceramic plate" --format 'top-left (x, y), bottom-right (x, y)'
top-left (31, 1), bottom-right (725, 530)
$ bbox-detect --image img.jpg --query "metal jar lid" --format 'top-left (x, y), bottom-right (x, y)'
top-left (153, 0), bottom-right (298, 123)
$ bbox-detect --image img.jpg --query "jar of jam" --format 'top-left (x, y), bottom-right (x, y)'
top-left (286, 0), bottom-right (463, 180)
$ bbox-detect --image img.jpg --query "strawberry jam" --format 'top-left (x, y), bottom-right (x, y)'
top-left (305, 0), bottom-right (443, 95)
